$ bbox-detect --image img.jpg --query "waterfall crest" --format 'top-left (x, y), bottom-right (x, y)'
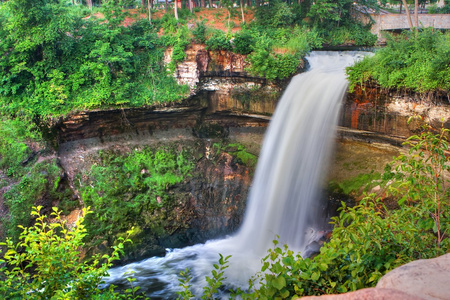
top-left (105, 51), bottom-right (368, 298)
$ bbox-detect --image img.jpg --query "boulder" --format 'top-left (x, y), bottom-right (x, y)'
top-left (299, 288), bottom-right (423, 300)
top-left (376, 253), bottom-right (450, 300)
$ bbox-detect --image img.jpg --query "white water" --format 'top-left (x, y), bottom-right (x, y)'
top-left (105, 51), bottom-right (367, 298)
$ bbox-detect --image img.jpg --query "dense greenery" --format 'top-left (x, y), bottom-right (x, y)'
top-left (0, 0), bottom-right (189, 118)
top-left (1, 1), bottom-right (449, 299)
top-left (0, 116), bottom-right (74, 242)
top-left (0, 206), bottom-right (144, 299)
top-left (79, 147), bottom-right (194, 245)
top-left (347, 29), bottom-right (450, 93)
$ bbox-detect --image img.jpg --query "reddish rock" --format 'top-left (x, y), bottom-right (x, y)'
top-left (299, 288), bottom-right (423, 300)
top-left (376, 253), bottom-right (450, 300)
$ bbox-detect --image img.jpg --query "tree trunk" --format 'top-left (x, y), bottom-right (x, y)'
top-left (189, 0), bottom-right (193, 13)
top-left (142, 0), bottom-right (145, 7)
top-left (399, 1), bottom-right (402, 14)
top-left (147, 0), bottom-right (152, 24)
top-left (201, 0), bottom-right (205, 7)
top-left (401, 0), bottom-right (413, 30)
top-left (87, 0), bottom-right (93, 10)
top-left (208, 0), bottom-right (213, 8)
top-left (174, 0), bottom-right (179, 21)
top-left (165, 0), bottom-right (168, 12)
top-left (414, 0), bottom-right (419, 29)
top-left (240, 0), bottom-right (245, 24)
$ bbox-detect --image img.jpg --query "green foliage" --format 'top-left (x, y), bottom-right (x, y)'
top-left (206, 30), bottom-right (233, 51)
top-left (382, 125), bottom-right (450, 247)
top-left (192, 21), bottom-right (208, 44)
top-left (247, 32), bottom-right (302, 81)
top-left (177, 254), bottom-right (231, 299)
top-left (0, 206), bottom-right (133, 299)
top-left (330, 171), bottom-right (381, 195)
top-left (0, 0), bottom-right (188, 118)
top-left (233, 30), bottom-right (254, 55)
top-left (0, 117), bottom-right (41, 174)
top-left (80, 147), bottom-right (194, 244)
top-left (347, 29), bottom-right (450, 92)
top-left (322, 23), bottom-right (377, 46)
top-left (202, 254), bottom-right (231, 300)
top-left (3, 159), bottom-right (63, 241)
top-left (254, 0), bottom-right (296, 28)
top-left (176, 268), bottom-right (195, 300)
top-left (0, 116), bottom-right (74, 242)
top-left (213, 143), bottom-right (257, 168)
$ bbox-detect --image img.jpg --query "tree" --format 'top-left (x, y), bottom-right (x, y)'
top-left (402, 0), bottom-right (414, 29)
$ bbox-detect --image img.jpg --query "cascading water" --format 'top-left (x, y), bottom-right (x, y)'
top-left (105, 51), bottom-right (368, 298)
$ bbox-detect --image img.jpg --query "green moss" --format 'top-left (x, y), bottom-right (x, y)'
top-left (79, 146), bottom-right (195, 246)
top-left (329, 171), bottom-right (381, 196)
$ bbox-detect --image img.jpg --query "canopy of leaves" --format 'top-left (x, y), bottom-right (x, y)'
top-left (0, 0), bottom-right (189, 119)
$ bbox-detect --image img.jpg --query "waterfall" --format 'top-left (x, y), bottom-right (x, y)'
top-left (233, 51), bottom-right (366, 254)
top-left (105, 51), bottom-right (368, 298)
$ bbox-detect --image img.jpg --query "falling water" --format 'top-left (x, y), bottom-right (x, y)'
top-left (105, 51), bottom-right (368, 298)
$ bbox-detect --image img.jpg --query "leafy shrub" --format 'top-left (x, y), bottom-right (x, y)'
top-left (247, 33), bottom-right (302, 81)
top-left (233, 30), bottom-right (255, 55)
top-left (0, 206), bottom-right (134, 299)
top-left (206, 30), bottom-right (232, 51)
top-left (0, 117), bottom-right (40, 174)
top-left (192, 21), bottom-right (208, 44)
top-left (347, 29), bottom-right (450, 92)
top-left (3, 159), bottom-right (64, 242)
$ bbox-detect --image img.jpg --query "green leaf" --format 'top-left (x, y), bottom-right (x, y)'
top-left (272, 276), bottom-right (286, 290)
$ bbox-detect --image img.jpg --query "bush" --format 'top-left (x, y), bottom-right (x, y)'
top-left (205, 30), bottom-right (232, 51)
top-left (347, 29), bottom-right (450, 92)
top-left (0, 206), bottom-right (135, 299)
top-left (192, 21), bottom-right (208, 44)
top-left (247, 33), bottom-right (302, 81)
top-left (233, 30), bottom-right (254, 55)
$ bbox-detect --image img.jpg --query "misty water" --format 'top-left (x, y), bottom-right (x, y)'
top-left (105, 51), bottom-right (368, 298)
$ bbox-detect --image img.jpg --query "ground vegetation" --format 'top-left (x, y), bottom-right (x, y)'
top-left (347, 29), bottom-right (450, 95)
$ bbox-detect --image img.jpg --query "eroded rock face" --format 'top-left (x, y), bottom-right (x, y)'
top-left (376, 253), bottom-right (450, 300)
top-left (341, 86), bottom-right (450, 138)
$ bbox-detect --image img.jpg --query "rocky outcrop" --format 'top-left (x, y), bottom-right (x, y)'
top-left (341, 85), bottom-right (450, 138)
top-left (376, 253), bottom-right (450, 300)
top-left (300, 288), bottom-right (423, 300)
top-left (299, 253), bottom-right (450, 300)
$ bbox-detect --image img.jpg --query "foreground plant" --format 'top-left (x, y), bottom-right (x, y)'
top-left (0, 206), bottom-right (135, 299)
